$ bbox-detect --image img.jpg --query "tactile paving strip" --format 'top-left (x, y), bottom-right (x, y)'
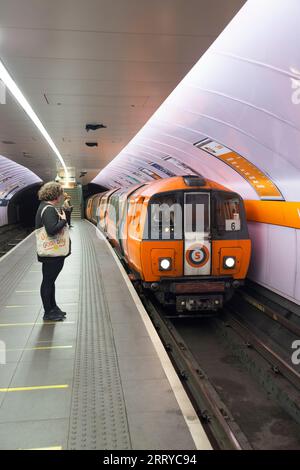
top-left (68, 222), bottom-right (131, 449)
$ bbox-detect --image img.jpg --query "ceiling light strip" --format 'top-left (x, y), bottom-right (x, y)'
top-left (0, 60), bottom-right (69, 182)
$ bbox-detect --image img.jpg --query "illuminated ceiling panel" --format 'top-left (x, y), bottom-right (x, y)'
top-left (0, 154), bottom-right (41, 203)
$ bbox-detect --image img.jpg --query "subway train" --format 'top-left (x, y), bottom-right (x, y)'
top-left (86, 175), bottom-right (251, 313)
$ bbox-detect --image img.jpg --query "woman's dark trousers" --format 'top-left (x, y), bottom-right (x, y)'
top-left (41, 259), bottom-right (65, 313)
top-left (66, 210), bottom-right (71, 226)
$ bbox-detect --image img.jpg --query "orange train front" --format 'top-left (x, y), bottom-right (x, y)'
top-left (86, 175), bottom-right (251, 313)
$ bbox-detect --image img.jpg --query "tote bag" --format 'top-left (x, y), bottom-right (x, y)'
top-left (36, 205), bottom-right (70, 257)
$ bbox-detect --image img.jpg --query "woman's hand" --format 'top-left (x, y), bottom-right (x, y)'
top-left (59, 210), bottom-right (67, 220)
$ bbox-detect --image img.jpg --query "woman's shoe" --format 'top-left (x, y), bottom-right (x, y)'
top-left (53, 306), bottom-right (67, 317)
top-left (43, 309), bottom-right (65, 321)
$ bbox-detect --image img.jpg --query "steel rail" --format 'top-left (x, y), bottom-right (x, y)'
top-left (225, 307), bottom-right (300, 391)
top-left (237, 290), bottom-right (300, 338)
top-left (141, 294), bottom-right (252, 450)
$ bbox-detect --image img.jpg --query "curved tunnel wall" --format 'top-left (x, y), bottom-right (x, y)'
top-left (0, 154), bottom-right (42, 226)
top-left (93, 0), bottom-right (300, 305)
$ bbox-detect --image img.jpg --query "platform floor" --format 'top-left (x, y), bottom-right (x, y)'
top-left (0, 221), bottom-right (211, 450)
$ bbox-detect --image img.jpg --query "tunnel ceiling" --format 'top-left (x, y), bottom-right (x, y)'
top-left (0, 0), bottom-right (245, 184)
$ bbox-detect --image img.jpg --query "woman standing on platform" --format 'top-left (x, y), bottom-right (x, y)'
top-left (63, 193), bottom-right (73, 227)
top-left (35, 182), bottom-right (71, 321)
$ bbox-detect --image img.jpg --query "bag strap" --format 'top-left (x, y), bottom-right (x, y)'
top-left (41, 204), bottom-right (55, 220)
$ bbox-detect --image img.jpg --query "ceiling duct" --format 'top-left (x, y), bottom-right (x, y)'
top-left (85, 142), bottom-right (98, 147)
top-left (85, 123), bottom-right (107, 132)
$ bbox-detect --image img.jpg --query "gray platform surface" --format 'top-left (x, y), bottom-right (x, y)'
top-left (0, 221), bottom-right (199, 450)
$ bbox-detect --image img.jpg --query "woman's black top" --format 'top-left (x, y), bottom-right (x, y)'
top-left (35, 201), bottom-right (71, 263)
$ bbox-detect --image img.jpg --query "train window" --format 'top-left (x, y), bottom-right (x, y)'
top-left (145, 193), bottom-right (182, 240)
top-left (184, 193), bottom-right (209, 233)
top-left (92, 196), bottom-right (100, 220)
top-left (99, 195), bottom-right (110, 230)
top-left (217, 197), bottom-right (240, 231)
top-left (108, 195), bottom-right (119, 226)
top-left (212, 191), bottom-right (248, 240)
top-left (116, 192), bottom-right (128, 241)
top-left (99, 196), bottom-right (107, 218)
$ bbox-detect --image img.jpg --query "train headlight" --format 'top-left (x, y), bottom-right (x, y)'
top-left (159, 257), bottom-right (172, 271)
top-left (223, 256), bottom-right (236, 269)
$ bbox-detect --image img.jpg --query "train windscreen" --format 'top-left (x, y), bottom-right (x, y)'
top-left (145, 192), bottom-right (182, 240)
top-left (212, 191), bottom-right (248, 240)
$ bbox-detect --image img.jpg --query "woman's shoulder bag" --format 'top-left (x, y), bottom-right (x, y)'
top-left (35, 205), bottom-right (70, 257)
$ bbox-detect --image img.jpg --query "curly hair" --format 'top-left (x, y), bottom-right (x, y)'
top-left (38, 182), bottom-right (63, 201)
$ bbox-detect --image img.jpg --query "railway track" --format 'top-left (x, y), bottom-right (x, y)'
top-left (139, 286), bottom-right (300, 450)
top-left (0, 225), bottom-right (32, 258)
top-left (222, 284), bottom-right (300, 426)
top-left (140, 293), bottom-right (251, 450)
top-left (223, 308), bottom-right (300, 392)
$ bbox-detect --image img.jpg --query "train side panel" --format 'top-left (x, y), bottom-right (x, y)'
top-left (126, 194), bottom-right (148, 275)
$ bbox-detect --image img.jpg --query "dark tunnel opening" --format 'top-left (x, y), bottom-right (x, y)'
top-left (7, 182), bottom-right (42, 228)
top-left (4, 182), bottom-right (107, 229)
top-left (82, 183), bottom-right (107, 202)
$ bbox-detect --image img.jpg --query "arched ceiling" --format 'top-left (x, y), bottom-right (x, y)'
top-left (0, 0), bottom-right (245, 183)
top-left (93, 0), bottom-right (300, 204)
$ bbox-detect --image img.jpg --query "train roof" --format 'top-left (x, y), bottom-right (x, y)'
top-left (129, 175), bottom-right (233, 198)
top-left (89, 176), bottom-right (236, 202)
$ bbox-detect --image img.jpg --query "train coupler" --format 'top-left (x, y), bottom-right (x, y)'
top-left (176, 295), bottom-right (223, 312)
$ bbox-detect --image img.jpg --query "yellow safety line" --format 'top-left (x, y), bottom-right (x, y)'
top-left (0, 385), bottom-right (69, 392)
top-left (4, 303), bottom-right (77, 308)
top-left (59, 302), bottom-right (78, 305)
top-left (15, 289), bottom-right (77, 293)
top-left (0, 345), bottom-right (72, 352)
top-left (22, 446), bottom-right (62, 451)
top-left (0, 321), bottom-right (75, 327)
top-left (53, 288), bottom-right (78, 291)
top-left (5, 305), bottom-right (28, 308)
top-left (35, 340), bottom-right (69, 344)
top-left (15, 290), bottom-right (39, 293)
top-left (29, 345), bottom-right (72, 350)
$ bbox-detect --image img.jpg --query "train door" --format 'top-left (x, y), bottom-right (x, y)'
top-left (184, 192), bottom-right (211, 275)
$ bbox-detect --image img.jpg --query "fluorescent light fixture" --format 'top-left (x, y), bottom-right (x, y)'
top-left (0, 79), bottom-right (6, 104)
top-left (0, 59), bottom-right (69, 182)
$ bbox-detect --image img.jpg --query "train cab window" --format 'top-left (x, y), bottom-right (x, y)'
top-left (184, 193), bottom-right (210, 233)
top-left (145, 193), bottom-right (182, 240)
top-left (212, 191), bottom-right (248, 239)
